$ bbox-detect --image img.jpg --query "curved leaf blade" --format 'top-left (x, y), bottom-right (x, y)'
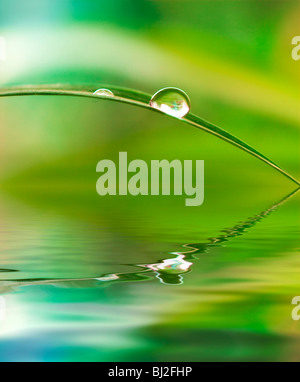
top-left (0, 84), bottom-right (299, 186)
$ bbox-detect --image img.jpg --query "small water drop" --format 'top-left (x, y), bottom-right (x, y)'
top-left (93, 88), bottom-right (114, 97)
top-left (149, 87), bottom-right (191, 118)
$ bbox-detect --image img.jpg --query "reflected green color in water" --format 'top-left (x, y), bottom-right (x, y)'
top-left (0, 177), bottom-right (299, 361)
top-left (1, 189), bottom-right (296, 289)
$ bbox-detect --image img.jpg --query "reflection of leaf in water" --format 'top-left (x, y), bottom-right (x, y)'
top-left (0, 269), bottom-right (18, 273)
top-left (0, 189), bottom-right (297, 291)
top-left (180, 187), bottom-right (299, 260)
top-left (1, 84), bottom-right (299, 186)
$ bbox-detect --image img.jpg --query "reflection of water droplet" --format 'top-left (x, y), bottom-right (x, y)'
top-left (144, 255), bottom-right (193, 285)
top-left (146, 255), bottom-right (192, 274)
top-left (149, 87), bottom-right (191, 118)
top-left (156, 273), bottom-right (183, 285)
top-left (93, 88), bottom-right (114, 97)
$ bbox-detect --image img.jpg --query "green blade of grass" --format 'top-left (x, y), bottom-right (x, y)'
top-left (1, 84), bottom-right (299, 186)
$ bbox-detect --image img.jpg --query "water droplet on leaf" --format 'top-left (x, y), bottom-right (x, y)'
top-left (93, 88), bottom-right (114, 97)
top-left (149, 87), bottom-right (191, 118)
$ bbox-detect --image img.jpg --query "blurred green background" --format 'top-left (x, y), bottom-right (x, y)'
top-left (0, 0), bottom-right (299, 189)
top-left (0, 0), bottom-right (299, 362)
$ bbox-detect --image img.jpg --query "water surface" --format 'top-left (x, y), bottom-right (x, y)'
top-left (0, 96), bottom-right (299, 361)
top-left (0, 188), bottom-right (299, 362)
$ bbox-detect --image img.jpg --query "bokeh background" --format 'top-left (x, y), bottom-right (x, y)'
top-left (0, 0), bottom-right (299, 362)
